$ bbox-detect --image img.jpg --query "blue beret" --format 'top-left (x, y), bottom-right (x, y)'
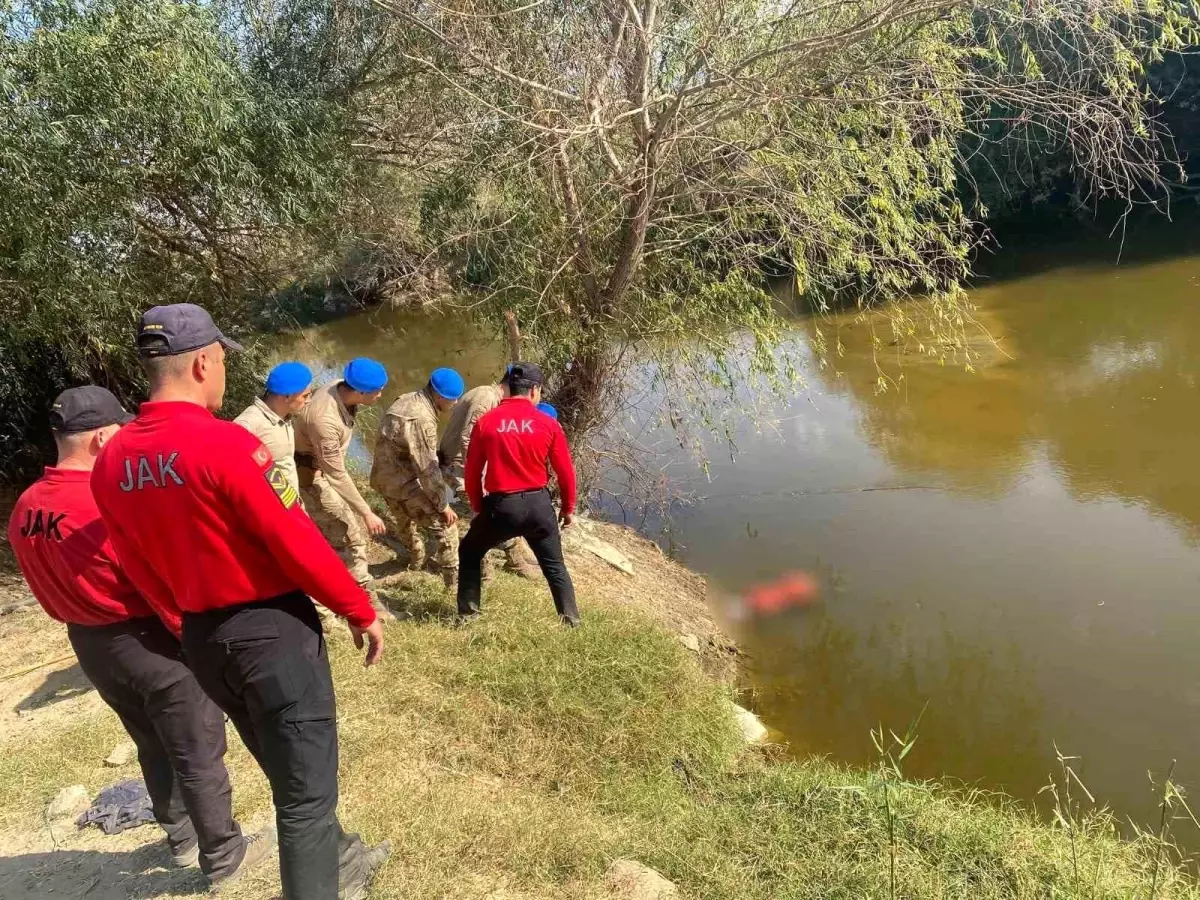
top-left (536, 402), bottom-right (558, 420)
top-left (344, 358), bottom-right (388, 393)
top-left (429, 367), bottom-right (465, 401)
top-left (265, 361), bottom-right (313, 396)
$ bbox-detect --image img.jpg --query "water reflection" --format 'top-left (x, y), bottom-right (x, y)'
top-left (743, 605), bottom-right (1044, 788)
top-left (826, 253), bottom-right (1200, 539)
top-left (718, 249), bottom-right (1200, 833)
top-left (282, 238), bottom-right (1200, 839)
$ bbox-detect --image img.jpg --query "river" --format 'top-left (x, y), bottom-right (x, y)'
top-left (283, 220), bottom-right (1200, 838)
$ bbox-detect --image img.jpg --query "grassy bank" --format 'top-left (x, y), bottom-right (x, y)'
top-left (0, 530), bottom-right (1196, 899)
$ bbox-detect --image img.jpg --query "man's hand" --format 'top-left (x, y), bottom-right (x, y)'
top-left (440, 505), bottom-right (459, 527)
top-left (559, 510), bottom-right (576, 529)
top-left (364, 512), bottom-right (388, 537)
top-left (349, 618), bottom-right (385, 667)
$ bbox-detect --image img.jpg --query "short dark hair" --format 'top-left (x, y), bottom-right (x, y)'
top-left (140, 350), bottom-right (195, 389)
top-left (52, 429), bottom-right (94, 450)
top-left (508, 379), bottom-right (536, 397)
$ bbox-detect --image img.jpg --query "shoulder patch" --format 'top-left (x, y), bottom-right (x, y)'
top-left (265, 464), bottom-right (299, 509)
top-left (252, 444), bottom-right (272, 468)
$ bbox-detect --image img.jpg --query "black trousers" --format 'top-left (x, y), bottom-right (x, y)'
top-left (457, 488), bottom-right (580, 623)
top-left (182, 593), bottom-right (351, 900)
top-left (67, 617), bottom-right (244, 879)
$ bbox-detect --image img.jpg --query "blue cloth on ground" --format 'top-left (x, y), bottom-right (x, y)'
top-left (76, 778), bottom-right (156, 835)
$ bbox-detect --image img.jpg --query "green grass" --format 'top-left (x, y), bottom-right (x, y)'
top-left (2, 570), bottom-right (1197, 899)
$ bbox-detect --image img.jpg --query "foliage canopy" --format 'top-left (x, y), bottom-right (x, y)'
top-left (376, 0), bottom-right (1198, 438)
top-left (1, 0), bottom-right (1198, 479)
top-left (0, 0), bottom-right (355, 474)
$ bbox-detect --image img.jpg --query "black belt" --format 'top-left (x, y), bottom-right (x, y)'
top-left (65, 615), bottom-right (161, 637)
top-left (294, 452), bottom-right (316, 469)
top-left (181, 590), bottom-right (310, 623)
top-left (488, 487), bottom-right (548, 499)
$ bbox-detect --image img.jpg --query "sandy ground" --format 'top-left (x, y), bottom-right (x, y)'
top-left (0, 519), bottom-right (729, 899)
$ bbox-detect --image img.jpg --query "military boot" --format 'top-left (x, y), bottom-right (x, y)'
top-left (209, 826), bottom-right (277, 893)
top-left (171, 843), bottom-right (200, 869)
top-left (370, 591), bottom-right (397, 622)
top-left (503, 540), bottom-right (541, 579)
top-left (338, 834), bottom-right (392, 900)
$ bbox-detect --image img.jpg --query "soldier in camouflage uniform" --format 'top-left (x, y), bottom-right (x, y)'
top-left (293, 358), bottom-right (389, 588)
top-left (438, 374), bottom-right (540, 578)
top-left (370, 368), bottom-right (465, 588)
top-left (438, 381), bottom-right (504, 494)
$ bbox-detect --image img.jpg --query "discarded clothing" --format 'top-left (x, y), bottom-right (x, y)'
top-left (76, 778), bottom-right (156, 834)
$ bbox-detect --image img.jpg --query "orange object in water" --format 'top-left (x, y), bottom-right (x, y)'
top-left (744, 571), bottom-right (819, 614)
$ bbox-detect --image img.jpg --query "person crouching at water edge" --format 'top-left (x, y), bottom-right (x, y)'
top-left (457, 362), bottom-right (581, 626)
top-left (370, 367), bottom-right (465, 590)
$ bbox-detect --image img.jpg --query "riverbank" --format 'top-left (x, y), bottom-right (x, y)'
top-left (0, 522), bottom-right (1194, 899)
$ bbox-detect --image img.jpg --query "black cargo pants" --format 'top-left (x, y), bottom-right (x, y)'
top-left (457, 488), bottom-right (580, 623)
top-left (67, 617), bottom-right (245, 879)
top-left (182, 593), bottom-right (366, 900)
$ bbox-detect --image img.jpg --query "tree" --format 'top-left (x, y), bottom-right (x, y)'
top-left (0, 0), bottom-right (357, 476)
top-left (371, 0), bottom-right (1197, 447)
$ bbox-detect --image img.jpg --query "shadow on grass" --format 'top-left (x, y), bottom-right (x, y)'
top-left (0, 843), bottom-right (206, 900)
top-left (14, 663), bottom-right (93, 713)
top-left (374, 573), bottom-right (459, 624)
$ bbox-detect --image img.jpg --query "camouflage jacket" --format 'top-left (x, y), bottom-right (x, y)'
top-left (294, 382), bottom-right (373, 519)
top-left (438, 384), bottom-right (503, 472)
top-left (370, 387), bottom-right (448, 511)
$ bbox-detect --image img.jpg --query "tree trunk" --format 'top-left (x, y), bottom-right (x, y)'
top-left (553, 345), bottom-right (610, 442)
top-left (548, 342), bottom-right (617, 507)
top-left (504, 311), bottom-right (522, 362)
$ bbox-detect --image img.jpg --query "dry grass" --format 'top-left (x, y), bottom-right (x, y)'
top-left (1, 528), bottom-right (1197, 899)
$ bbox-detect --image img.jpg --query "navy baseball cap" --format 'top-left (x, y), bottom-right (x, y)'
top-left (502, 361), bottom-right (544, 386)
top-left (137, 303), bottom-right (244, 357)
top-left (50, 386), bottom-right (134, 434)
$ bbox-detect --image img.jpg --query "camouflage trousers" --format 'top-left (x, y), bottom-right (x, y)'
top-left (300, 476), bottom-right (371, 587)
top-left (384, 491), bottom-right (458, 588)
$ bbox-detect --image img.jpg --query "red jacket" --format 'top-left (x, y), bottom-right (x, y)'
top-left (91, 401), bottom-right (376, 630)
top-left (464, 397), bottom-right (577, 514)
top-left (7, 467), bottom-right (172, 630)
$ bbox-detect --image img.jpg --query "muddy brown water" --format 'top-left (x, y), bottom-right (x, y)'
top-left (284, 227), bottom-right (1200, 838)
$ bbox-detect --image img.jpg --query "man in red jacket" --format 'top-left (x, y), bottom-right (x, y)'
top-left (459, 362), bottom-right (580, 625)
top-left (8, 386), bottom-right (271, 888)
top-left (91, 304), bottom-right (387, 900)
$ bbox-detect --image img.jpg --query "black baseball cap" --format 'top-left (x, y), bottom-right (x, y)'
top-left (137, 303), bottom-right (245, 358)
top-left (503, 361), bottom-right (544, 386)
top-left (49, 386), bottom-right (134, 434)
